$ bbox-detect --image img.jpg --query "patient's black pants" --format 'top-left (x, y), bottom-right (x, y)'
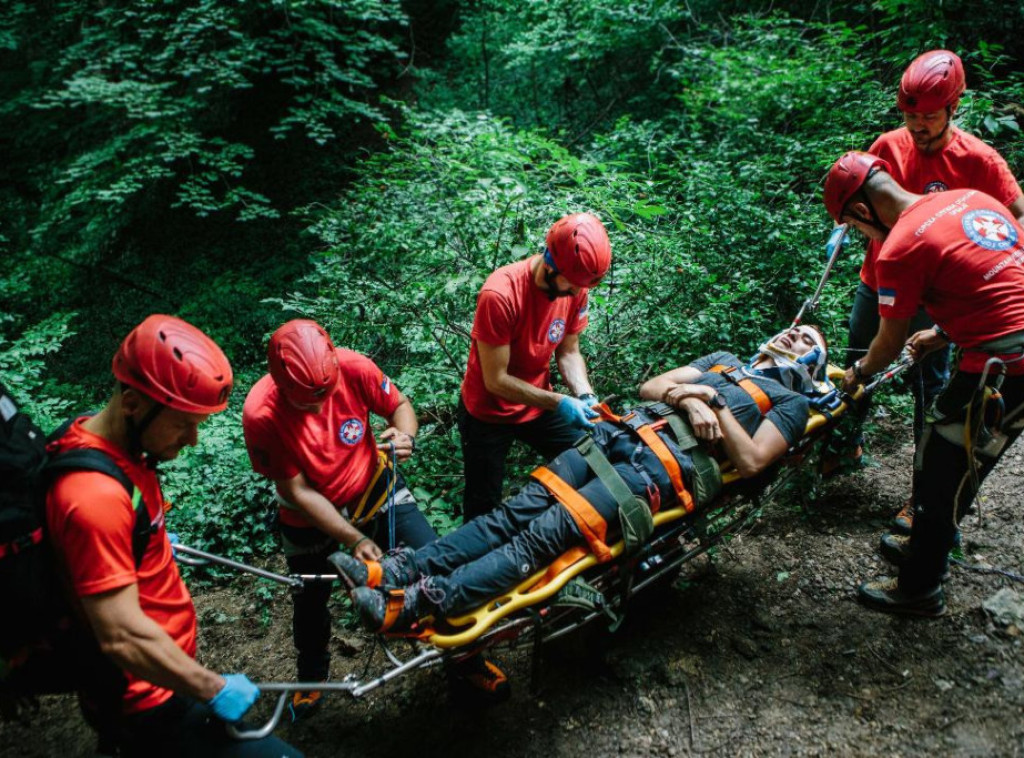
top-left (415, 409), bottom-right (693, 616)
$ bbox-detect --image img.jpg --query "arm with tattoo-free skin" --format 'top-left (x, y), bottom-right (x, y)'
top-left (842, 317), bottom-right (910, 393)
top-left (81, 584), bottom-right (226, 702)
top-left (554, 333), bottom-right (595, 399)
top-left (477, 340), bottom-right (564, 410)
top-left (377, 392), bottom-right (418, 463)
top-left (275, 472), bottom-right (381, 560)
top-left (640, 367), bottom-right (791, 477)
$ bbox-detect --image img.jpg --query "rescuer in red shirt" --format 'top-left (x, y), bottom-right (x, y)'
top-left (47, 315), bottom-right (300, 756)
top-left (841, 50), bottom-right (1024, 533)
top-left (458, 212), bottom-right (613, 519)
top-left (826, 151), bottom-right (1024, 617)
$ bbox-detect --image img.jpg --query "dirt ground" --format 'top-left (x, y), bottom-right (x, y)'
top-left (3, 418), bottom-right (1023, 757)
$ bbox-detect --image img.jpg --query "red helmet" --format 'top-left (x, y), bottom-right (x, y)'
top-left (544, 212), bottom-right (612, 287)
top-left (823, 151), bottom-right (893, 222)
top-left (267, 319), bottom-right (340, 406)
top-left (897, 50), bottom-right (965, 113)
top-left (113, 315), bottom-right (233, 414)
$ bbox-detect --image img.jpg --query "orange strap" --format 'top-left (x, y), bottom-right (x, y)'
top-left (710, 365), bottom-right (772, 415)
top-left (531, 466), bottom-right (613, 563)
top-left (533, 546), bottom-right (590, 591)
top-left (365, 561), bottom-right (383, 589)
top-left (633, 422), bottom-right (694, 514)
top-left (382, 589), bottom-right (406, 631)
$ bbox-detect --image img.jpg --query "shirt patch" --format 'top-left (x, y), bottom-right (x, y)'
top-left (878, 288), bottom-right (897, 307)
top-left (381, 376), bottom-right (391, 394)
top-left (962, 209), bottom-right (1018, 251)
top-left (548, 319), bottom-right (566, 344)
top-left (578, 302), bottom-right (589, 319)
top-left (923, 180), bottom-right (949, 193)
top-left (339, 418), bottom-right (365, 446)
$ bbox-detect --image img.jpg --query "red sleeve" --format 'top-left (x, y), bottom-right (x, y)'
top-left (46, 472), bottom-right (138, 597)
top-left (976, 153), bottom-right (1023, 210)
top-left (567, 290), bottom-right (590, 335)
top-left (470, 288), bottom-right (516, 345)
top-left (875, 237), bottom-right (928, 319)
top-left (350, 354), bottom-right (402, 419)
top-left (243, 411), bottom-right (300, 482)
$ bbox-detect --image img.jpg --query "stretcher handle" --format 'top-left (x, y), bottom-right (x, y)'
top-left (861, 350), bottom-right (914, 396)
top-left (792, 224), bottom-right (848, 328)
top-left (174, 544), bottom-right (338, 590)
top-left (226, 681), bottom-right (359, 740)
top-left (227, 650), bottom-right (442, 740)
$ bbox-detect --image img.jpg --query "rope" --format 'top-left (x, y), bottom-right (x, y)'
top-left (387, 441), bottom-right (397, 551)
top-left (950, 559), bottom-right (1024, 584)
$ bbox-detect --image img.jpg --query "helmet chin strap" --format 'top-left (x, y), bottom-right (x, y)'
top-left (541, 267), bottom-right (573, 301)
top-left (125, 400), bottom-right (165, 465)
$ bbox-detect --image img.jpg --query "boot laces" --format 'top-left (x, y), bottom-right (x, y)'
top-left (411, 576), bottom-right (446, 609)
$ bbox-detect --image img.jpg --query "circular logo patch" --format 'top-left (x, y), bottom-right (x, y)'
top-left (339, 418), bottom-right (365, 445)
top-left (962, 209), bottom-right (1018, 251)
top-left (923, 180), bottom-right (948, 193)
top-left (548, 319), bottom-right (566, 344)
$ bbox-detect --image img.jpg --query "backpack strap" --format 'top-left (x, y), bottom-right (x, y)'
top-left (45, 450), bottom-right (154, 569)
top-left (709, 365), bottom-right (772, 415)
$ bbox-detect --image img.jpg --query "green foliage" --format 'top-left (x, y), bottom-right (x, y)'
top-left (2, 0), bottom-right (407, 256)
top-left (0, 312), bottom-right (80, 430)
top-left (4, 2), bottom-right (1024, 563)
top-left (161, 399), bottom-right (278, 561)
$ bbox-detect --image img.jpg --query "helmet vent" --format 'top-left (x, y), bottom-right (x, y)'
top-left (173, 347), bottom-right (183, 362)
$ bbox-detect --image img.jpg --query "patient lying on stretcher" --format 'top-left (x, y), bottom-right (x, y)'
top-left (331, 325), bottom-right (830, 633)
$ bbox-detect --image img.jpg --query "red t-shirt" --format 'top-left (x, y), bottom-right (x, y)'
top-left (461, 256), bottom-right (590, 423)
top-left (242, 348), bottom-right (401, 527)
top-left (876, 189), bottom-right (1024, 373)
top-left (45, 418), bottom-right (195, 715)
top-left (861, 126), bottom-right (1023, 289)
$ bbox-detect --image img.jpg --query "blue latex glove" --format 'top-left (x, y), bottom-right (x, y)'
top-left (167, 532), bottom-right (180, 556)
top-left (556, 395), bottom-right (599, 431)
top-left (208, 674), bottom-right (260, 723)
top-left (577, 393), bottom-right (599, 407)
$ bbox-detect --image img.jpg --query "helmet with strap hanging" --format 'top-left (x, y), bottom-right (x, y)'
top-left (897, 50), bottom-right (965, 113)
top-left (544, 212), bottom-right (612, 287)
top-left (823, 151), bottom-right (893, 223)
top-left (267, 319), bottom-right (340, 406)
top-left (113, 315), bottom-right (233, 414)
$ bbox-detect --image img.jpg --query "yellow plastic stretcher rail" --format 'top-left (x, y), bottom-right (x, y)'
top-left (422, 366), bottom-right (852, 649)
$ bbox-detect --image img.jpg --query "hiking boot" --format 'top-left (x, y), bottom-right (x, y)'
top-left (288, 689), bottom-right (323, 722)
top-left (879, 533), bottom-right (951, 582)
top-left (350, 576), bottom-right (445, 633)
top-left (892, 497), bottom-right (914, 534)
top-left (448, 655), bottom-right (511, 705)
top-left (857, 576), bottom-right (946, 617)
top-left (890, 501), bottom-right (963, 546)
top-left (820, 444), bottom-right (863, 478)
top-left (328, 546), bottom-right (420, 590)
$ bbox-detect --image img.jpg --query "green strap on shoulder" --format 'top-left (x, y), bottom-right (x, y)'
top-left (576, 436), bottom-right (653, 554)
top-left (641, 402), bottom-right (722, 508)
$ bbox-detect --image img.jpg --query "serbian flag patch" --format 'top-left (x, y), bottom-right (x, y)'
top-left (878, 288), bottom-right (897, 307)
top-left (381, 375), bottom-right (392, 394)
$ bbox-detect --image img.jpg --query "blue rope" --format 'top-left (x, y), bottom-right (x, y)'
top-left (387, 440), bottom-right (397, 551)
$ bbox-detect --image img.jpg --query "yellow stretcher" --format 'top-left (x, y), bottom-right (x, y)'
top-left (414, 364), bottom-right (854, 648)
top-left (226, 364), bottom-right (874, 741)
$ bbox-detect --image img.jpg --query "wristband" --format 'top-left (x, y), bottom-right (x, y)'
top-left (351, 536), bottom-right (370, 552)
top-left (853, 359), bottom-right (869, 381)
